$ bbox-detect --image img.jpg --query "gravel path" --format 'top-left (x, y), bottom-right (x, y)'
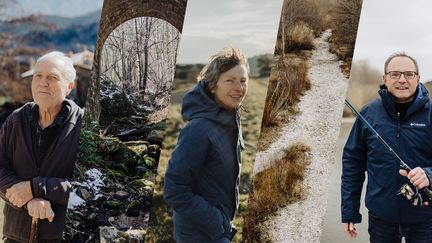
top-left (253, 29), bottom-right (349, 242)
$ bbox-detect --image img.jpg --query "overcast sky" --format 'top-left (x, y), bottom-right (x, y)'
top-left (6, 0), bottom-right (102, 18)
top-left (353, 0), bottom-right (432, 82)
top-left (176, 0), bottom-right (283, 64)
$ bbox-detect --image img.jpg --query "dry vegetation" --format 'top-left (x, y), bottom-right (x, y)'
top-left (285, 22), bottom-right (315, 53)
top-left (146, 77), bottom-right (268, 243)
top-left (244, 0), bottom-right (362, 241)
top-left (328, 0), bottom-right (363, 76)
top-left (259, 0), bottom-right (330, 150)
top-left (259, 0), bottom-right (361, 146)
top-left (259, 55), bottom-right (310, 150)
top-left (243, 143), bottom-right (312, 242)
top-left (344, 60), bottom-right (381, 116)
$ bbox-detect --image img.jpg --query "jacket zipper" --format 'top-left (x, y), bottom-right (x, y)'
top-left (396, 112), bottom-right (401, 138)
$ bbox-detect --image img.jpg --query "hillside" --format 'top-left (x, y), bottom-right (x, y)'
top-left (0, 10), bottom-right (101, 51)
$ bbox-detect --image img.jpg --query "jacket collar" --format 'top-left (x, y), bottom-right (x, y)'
top-left (379, 83), bottom-right (429, 120)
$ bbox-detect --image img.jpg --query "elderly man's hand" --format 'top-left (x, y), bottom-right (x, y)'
top-left (399, 167), bottom-right (430, 189)
top-left (5, 181), bottom-right (33, 207)
top-left (27, 198), bottom-right (55, 222)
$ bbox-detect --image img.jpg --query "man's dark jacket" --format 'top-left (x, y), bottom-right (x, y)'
top-left (164, 80), bottom-right (244, 243)
top-left (0, 99), bottom-right (83, 242)
top-left (342, 83), bottom-right (432, 224)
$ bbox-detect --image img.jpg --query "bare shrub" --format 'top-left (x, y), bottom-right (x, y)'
top-left (261, 56), bottom-right (310, 131)
top-left (328, 0), bottom-right (362, 63)
top-left (242, 143), bottom-right (312, 242)
top-left (286, 22), bottom-right (315, 53)
top-left (276, 0), bottom-right (332, 55)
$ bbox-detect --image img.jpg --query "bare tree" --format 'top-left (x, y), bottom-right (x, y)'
top-left (100, 16), bottom-right (180, 111)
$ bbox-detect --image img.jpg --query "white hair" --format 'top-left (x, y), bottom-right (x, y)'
top-left (36, 51), bottom-right (76, 83)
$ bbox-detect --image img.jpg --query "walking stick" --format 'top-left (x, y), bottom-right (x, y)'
top-left (29, 217), bottom-right (39, 243)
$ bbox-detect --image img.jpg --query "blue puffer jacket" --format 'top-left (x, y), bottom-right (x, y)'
top-left (342, 83), bottom-right (432, 224)
top-left (164, 80), bottom-right (244, 242)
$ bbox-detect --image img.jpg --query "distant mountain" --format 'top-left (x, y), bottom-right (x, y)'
top-left (0, 9), bottom-right (101, 52)
top-left (42, 9), bottom-right (102, 28)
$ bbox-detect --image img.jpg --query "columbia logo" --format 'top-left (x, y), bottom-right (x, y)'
top-left (410, 122), bottom-right (426, 127)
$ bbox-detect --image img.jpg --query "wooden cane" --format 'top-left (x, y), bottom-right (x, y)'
top-left (29, 217), bottom-right (39, 243)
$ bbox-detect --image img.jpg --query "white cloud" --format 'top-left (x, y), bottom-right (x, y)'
top-left (353, 0), bottom-right (432, 81)
top-left (178, 0), bottom-right (282, 63)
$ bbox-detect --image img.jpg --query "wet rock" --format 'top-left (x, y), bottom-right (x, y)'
top-left (130, 179), bottom-right (154, 189)
top-left (88, 213), bottom-right (97, 221)
top-left (126, 142), bottom-right (148, 156)
top-left (99, 81), bottom-right (138, 126)
top-left (105, 200), bottom-right (121, 210)
top-left (80, 188), bottom-right (93, 201)
top-left (123, 140), bottom-right (150, 147)
top-left (100, 136), bottom-right (123, 154)
top-left (125, 200), bottom-right (141, 217)
top-left (146, 130), bottom-right (165, 144)
top-left (137, 156), bottom-right (156, 167)
top-left (97, 213), bottom-right (110, 225)
top-left (115, 190), bottom-right (129, 199)
top-left (134, 166), bottom-right (147, 175)
top-left (100, 226), bottom-right (119, 243)
top-left (112, 162), bottom-right (129, 174)
top-left (111, 141), bottom-right (154, 169)
top-left (100, 226), bottom-right (144, 243)
top-left (124, 229), bottom-right (145, 242)
top-left (147, 144), bottom-right (160, 153)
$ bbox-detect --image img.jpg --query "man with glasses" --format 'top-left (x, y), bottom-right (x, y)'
top-left (341, 52), bottom-right (432, 242)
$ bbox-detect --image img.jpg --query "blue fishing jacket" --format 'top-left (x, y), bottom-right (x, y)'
top-left (342, 83), bottom-right (432, 224)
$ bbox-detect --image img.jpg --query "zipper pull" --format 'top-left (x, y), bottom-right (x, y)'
top-left (396, 112), bottom-right (401, 138)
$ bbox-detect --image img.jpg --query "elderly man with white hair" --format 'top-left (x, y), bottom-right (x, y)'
top-left (0, 51), bottom-right (83, 242)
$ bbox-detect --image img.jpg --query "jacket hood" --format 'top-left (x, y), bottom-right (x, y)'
top-left (181, 80), bottom-right (238, 127)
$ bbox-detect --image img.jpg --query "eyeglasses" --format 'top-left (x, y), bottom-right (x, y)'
top-left (386, 71), bottom-right (418, 80)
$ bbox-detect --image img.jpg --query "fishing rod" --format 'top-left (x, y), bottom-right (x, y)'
top-left (345, 99), bottom-right (432, 205)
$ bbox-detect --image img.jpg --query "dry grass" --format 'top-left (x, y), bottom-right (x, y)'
top-left (275, 0), bottom-right (334, 55)
top-left (242, 142), bottom-right (312, 242)
top-left (344, 60), bottom-right (381, 116)
top-left (328, 0), bottom-right (362, 75)
top-left (286, 22), bottom-right (315, 53)
top-left (259, 55), bottom-right (310, 150)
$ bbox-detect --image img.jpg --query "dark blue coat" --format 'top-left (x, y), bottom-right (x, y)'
top-left (164, 80), bottom-right (243, 242)
top-left (342, 83), bottom-right (432, 224)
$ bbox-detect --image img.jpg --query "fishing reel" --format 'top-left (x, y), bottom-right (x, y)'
top-left (397, 183), bottom-right (429, 207)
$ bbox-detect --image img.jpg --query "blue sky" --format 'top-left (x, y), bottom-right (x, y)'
top-left (176, 0), bottom-right (283, 64)
top-left (353, 0), bottom-right (432, 82)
